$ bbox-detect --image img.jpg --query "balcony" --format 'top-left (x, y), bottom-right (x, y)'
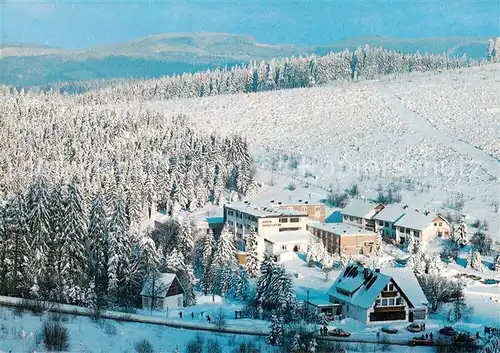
top-left (374, 305), bottom-right (405, 313)
top-left (381, 291), bottom-right (398, 298)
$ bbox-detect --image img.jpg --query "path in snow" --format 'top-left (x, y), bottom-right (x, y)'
top-left (372, 82), bottom-right (499, 179)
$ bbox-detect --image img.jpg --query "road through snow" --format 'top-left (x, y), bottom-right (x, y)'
top-left (372, 81), bottom-right (499, 179)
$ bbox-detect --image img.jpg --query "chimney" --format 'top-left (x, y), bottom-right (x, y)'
top-left (278, 202), bottom-right (282, 205)
top-left (375, 268), bottom-right (380, 273)
top-left (298, 199), bottom-right (303, 203)
top-left (270, 200), bottom-right (275, 203)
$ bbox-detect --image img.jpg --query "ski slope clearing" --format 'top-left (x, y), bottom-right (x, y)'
top-left (142, 64), bottom-right (499, 235)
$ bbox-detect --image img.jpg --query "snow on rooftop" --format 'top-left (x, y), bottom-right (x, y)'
top-left (380, 267), bottom-right (428, 308)
top-left (308, 222), bottom-right (377, 236)
top-left (225, 201), bottom-right (307, 217)
top-left (372, 204), bottom-right (407, 223)
top-left (327, 265), bottom-right (391, 309)
top-left (393, 210), bottom-right (436, 230)
top-left (140, 273), bottom-right (177, 297)
top-left (264, 230), bottom-right (313, 244)
top-left (341, 199), bottom-right (382, 218)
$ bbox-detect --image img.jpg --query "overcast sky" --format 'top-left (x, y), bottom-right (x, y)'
top-left (1, 0), bottom-right (499, 49)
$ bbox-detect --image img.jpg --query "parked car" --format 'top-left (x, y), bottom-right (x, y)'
top-left (409, 337), bottom-right (433, 346)
top-left (439, 326), bottom-right (457, 336)
top-left (382, 326), bottom-right (398, 334)
top-left (407, 323), bottom-right (423, 333)
top-left (328, 328), bottom-right (351, 337)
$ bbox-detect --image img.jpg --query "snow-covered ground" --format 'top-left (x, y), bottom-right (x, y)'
top-left (0, 306), bottom-right (269, 353)
top-left (140, 64), bottom-right (499, 237)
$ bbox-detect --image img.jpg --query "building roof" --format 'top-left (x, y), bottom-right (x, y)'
top-left (248, 189), bottom-right (326, 206)
top-left (393, 210), bottom-right (436, 230)
top-left (308, 222), bottom-right (377, 236)
top-left (140, 273), bottom-right (181, 298)
top-left (264, 230), bottom-right (313, 245)
top-left (372, 204), bottom-right (407, 223)
top-left (225, 201), bottom-right (307, 218)
top-left (341, 199), bottom-right (383, 219)
top-left (327, 265), bottom-right (391, 309)
top-left (379, 267), bottom-right (428, 308)
top-left (327, 265), bottom-right (428, 310)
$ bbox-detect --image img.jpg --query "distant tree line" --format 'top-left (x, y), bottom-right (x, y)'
top-left (75, 45), bottom-right (475, 104)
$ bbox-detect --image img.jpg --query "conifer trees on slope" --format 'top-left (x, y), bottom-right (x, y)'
top-left (77, 45), bottom-right (472, 104)
top-left (0, 99), bottom-right (257, 221)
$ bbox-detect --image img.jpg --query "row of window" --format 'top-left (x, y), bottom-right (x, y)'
top-left (375, 297), bottom-right (402, 306)
top-left (279, 217), bottom-right (301, 223)
top-left (227, 210), bottom-right (258, 222)
top-left (398, 227), bottom-right (420, 237)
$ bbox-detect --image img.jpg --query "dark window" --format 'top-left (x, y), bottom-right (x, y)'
top-left (389, 284), bottom-right (394, 291)
top-left (379, 221), bottom-right (384, 226)
top-left (385, 222), bottom-right (390, 227)
top-left (396, 298), bottom-right (402, 305)
top-left (406, 228), bottom-right (410, 234)
top-left (290, 218), bottom-right (299, 223)
top-left (439, 222), bottom-right (443, 226)
top-left (279, 218), bottom-right (288, 223)
top-left (349, 216), bottom-right (354, 221)
top-left (400, 227), bottom-right (405, 232)
top-left (375, 299), bottom-right (381, 306)
top-left (370, 311), bottom-right (405, 322)
top-left (382, 299), bottom-right (388, 306)
top-left (389, 299), bottom-right (395, 305)
top-left (414, 231), bottom-right (420, 237)
top-left (228, 211), bottom-right (234, 216)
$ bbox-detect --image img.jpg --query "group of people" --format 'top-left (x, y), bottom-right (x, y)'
top-left (177, 311), bottom-right (212, 323)
top-left (319, 326), bottom-right (329, 336)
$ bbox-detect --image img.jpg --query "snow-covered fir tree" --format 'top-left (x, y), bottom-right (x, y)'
top-left (87, 193), bottom-right (109, 307)
top-left (200, 229), bottom-right (215, 295)
top-left (255, 260), bottom-right (296, 317)
top-left (60, 178), bottom-right (88, 303)
top-left (26, 175), bottom-right (53, 295)
top-left (466, 249), bottom-right (473, 268)
top-left (107, 194), bottom-right (133, 304)
top-left (211, 225), bottom-right (237, 295)
top-left (234, 267), bottom-right (250, 301)
top-left (472, 250), bottom-right (484, 271)
top-left (268, 314), bottom-right (284, 346)
top-left (406, 234), bottom-right (415, 254)
top-left (3, 193), bottom-right (30, 297)
top-left (454, 220), bottom-right (468, 247)
top-left (245, 227), bottom-right (260, 278)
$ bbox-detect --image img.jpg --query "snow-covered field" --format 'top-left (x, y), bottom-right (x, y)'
top-left (0, 306), bottom-right (269, 353)
top-left (140, 64), bottom-right (499, 237)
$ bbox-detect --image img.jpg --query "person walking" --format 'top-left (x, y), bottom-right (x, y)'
top-left (430, 332), bottom-right (433, 340)
top-left (191, 312), bottom-right (194, 319)
top-left (207, 315), bottom-right (211, 323)
top-left (179, 311), bottom-right (183, 319)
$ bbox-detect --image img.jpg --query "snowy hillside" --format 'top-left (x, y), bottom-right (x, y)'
top-left (139, 64), bottom-right (499, 236)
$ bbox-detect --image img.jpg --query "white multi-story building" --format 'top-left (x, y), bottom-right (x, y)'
top-left (223, 201), bottom-right (310, 253)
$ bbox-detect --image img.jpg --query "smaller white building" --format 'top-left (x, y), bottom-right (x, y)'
top-left (264, 230), bottom-right (313, 259)
top-left (141, 273), bottom-right (184, 311)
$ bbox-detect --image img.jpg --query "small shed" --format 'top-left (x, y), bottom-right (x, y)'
top-left (141, 273), bottom-right (184, 310)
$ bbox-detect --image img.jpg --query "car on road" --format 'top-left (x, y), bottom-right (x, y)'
top-left (381, 326), bottom-right (398, 334)
top-left (439, 326), bottom-right (457, 336)
top-left (409, 337), bottom-right (433, 346)
top-left (328, 328), bottom-right (351, 337)
top-left (407, 323), bottom-right (423, 333)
